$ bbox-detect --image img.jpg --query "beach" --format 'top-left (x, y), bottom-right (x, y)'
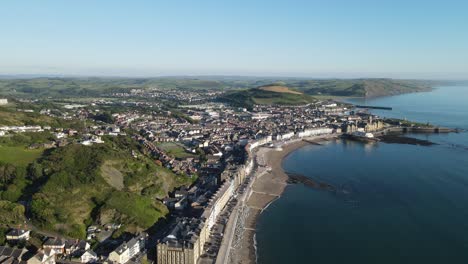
top-left (223, 135), bottom-right (337, 264)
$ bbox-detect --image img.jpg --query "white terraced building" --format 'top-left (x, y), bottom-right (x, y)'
top-left (0, 99), bottom-right (7, 105)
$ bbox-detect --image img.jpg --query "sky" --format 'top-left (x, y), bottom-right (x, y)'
top-left (0, 0), bottom-right (467, 79)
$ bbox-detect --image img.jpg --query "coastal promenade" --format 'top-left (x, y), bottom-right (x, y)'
top-left (217, 134), bottom-right (338, 264)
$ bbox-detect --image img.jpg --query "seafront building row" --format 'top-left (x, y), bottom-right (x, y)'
top-left (156, 141), bottom-right (253, 264)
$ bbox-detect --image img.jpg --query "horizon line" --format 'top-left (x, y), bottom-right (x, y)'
top-left (0, 73), bottom-right (467, 82)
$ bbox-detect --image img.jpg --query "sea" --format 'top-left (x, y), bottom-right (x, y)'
top-left (256, 85), bottom-right (468, 264)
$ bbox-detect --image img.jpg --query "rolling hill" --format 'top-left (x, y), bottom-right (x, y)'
top-left (219, 84), bottom-right (316, 108)
top-left (0, 77), bottom-right (439, 100)
top-left (0, 135), bottom-right (194, 238)
top-left (284, 79), bottom-right (434, 97)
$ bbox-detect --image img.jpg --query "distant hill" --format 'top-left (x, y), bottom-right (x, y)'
top-left (0, 77), bottom-right (439, 99)
top-left (219, 84), bottom-right (316, 108)
top-left (283, 79), bottom-right (434, 97)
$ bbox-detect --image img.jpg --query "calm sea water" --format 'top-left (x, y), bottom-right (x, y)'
top-left (256, 86), bottom-right (468, 264)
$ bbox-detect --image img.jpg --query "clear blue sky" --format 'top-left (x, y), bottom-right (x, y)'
top-left (1, 0), bottom-right (467, 79)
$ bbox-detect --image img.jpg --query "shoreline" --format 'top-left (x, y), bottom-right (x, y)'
top-left (225, 129), bottom-right (461, 264)
top-left (226, 135), bottom-right (337, 264)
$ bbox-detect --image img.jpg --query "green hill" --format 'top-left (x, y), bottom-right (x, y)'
top-left (0, 136), bottom-right (194, 238)
top-left (220, 85), bottom-right (316, 108)
top-left (283, 79), bottom-right (433, 97)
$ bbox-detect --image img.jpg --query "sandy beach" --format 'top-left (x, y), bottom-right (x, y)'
top-left (225, 135), bottom-right (337, 264)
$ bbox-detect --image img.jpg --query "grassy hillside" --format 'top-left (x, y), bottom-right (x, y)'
top-left (281, 79), bottom-right (433, 97)
top-left (0, 135), bottom-right (193, 238)
top-left (219, 84), bottom-right (316, 108)
top-left (0, 105), bottom-right (58, 126)
top-left (0, 102), bottom-right (87, 129)
top-left (0, 132), bottom-right (56, 166)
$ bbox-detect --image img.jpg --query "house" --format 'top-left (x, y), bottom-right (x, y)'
top-left (174, 197), bottom-right (187, 210)
top-left (43, 238), bottom-right (65, 254)
top-left (54, 132), bottom-right (66, 139)
top-left (108, 234), bottom-right (146, 264)
top-left (6, 229), bottom-right (30, 241)
top-left (0, 245), bottom-right (28, 262)
top-left (65, 240), bottom-right (90, 255)
top-left (107, 125), bottom-right (121, 133)
top-left (29, 249), bottom-right (57, 264)
top-left (80, 250), bottom-right (98, 263)
top-left (163, 197), bottom-right (179, 209)
top-left (0, 245), bottom-right (55, 264)
top-left (72, 250), bottom-right (98, 263)
top-left (174, 189), bottom-right (188, 199)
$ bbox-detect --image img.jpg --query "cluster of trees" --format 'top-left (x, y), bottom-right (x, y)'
top-left (0, 200), bottom-right (25, 224)
top-left (92, 111), bottom-right (114, 123)
top-left (0, 162), bottom-right (27, 225)
top-left (0, 162), bottom-right (28, 203)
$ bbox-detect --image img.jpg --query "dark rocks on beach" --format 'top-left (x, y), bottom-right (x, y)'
top-left (286, 173), bottom-right (335, 191)
top-left (378, 135), bottom-right (437, 146)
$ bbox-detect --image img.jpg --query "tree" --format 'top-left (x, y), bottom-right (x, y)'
top-left (93, 112), bottom-right (114, 123)
top-left (0, 162), bottom-right (17, 185)
top-left (0, 201), bottom-right (25, 224)
top-left (28, 162), bottom-right (44, 180)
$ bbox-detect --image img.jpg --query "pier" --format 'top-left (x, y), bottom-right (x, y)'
top-left (355, 105), bottom-right (393, 110)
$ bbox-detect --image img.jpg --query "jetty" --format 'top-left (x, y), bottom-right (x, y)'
top-left (355, 105), bottom-right (392, 110)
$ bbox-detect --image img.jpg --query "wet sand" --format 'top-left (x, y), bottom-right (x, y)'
top-left (228, 136), bottom-right (336, 264)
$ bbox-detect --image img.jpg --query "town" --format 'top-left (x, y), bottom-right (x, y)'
top-left (0, 90), bottom-right (425, 264)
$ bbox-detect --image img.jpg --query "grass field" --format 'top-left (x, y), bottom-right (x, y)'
top-left (0, 145), bottom-right (43, 165)
top-left (156, 142), bottom-right (196, 159)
